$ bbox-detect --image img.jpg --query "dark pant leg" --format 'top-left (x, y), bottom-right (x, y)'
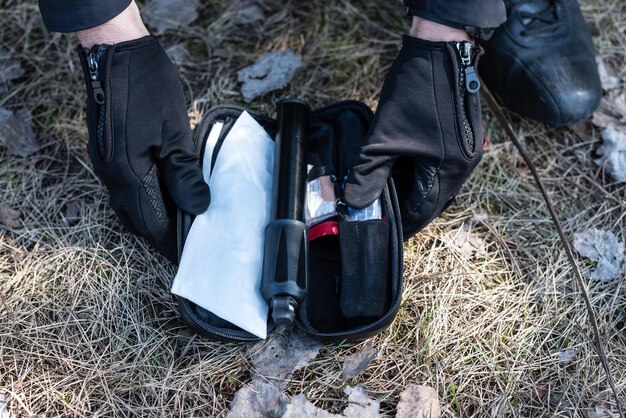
top-left (38, 0), bottom-right (131, 32)
top-left (404, 0), bottom-right (507, 37)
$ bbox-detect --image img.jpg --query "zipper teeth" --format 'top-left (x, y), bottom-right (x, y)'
top-left (182, 299), bottom-right (260, 342)
top-left (89, 45), bottom-right (108, 160)
top-left (458, 60), bottom-right (475, 151)
top-left (96, 104), bottom-right (106, 156)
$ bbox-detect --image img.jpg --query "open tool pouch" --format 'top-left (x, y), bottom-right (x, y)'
top-left (176, 100), bottom-right (404, 343)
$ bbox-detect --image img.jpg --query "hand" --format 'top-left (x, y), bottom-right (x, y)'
top-left (77, 4), bottom-right (209, 261)
top-left (344, 18), bottom-right (483, 238)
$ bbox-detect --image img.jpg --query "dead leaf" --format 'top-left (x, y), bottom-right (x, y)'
top-left (237, 50), bottom-right (303, 102)
top-left (248, 330), bottom-right (321, 390)
top-left (212, 47), bottom-right (233, 59)
top-left (165, 43), bottom-right (188, 65)
top-left (342, 386), bottom-right (380, 418)
top-left (595, 125), bottom-right (626, 182)
top-left (230, 2), bottom-right (265, 25)
top-left (591, 111), bottom-right (618, 129)
top-left (395, 385), bottom-right (441, 418)
top-left (0, 392), bottom-right (8, 418)
top-left (0, 205), bottom-right (20, 228)
top-left (227, 380), bottom-right (288, 418)
top-left (570, 121), bottom-right (590, 138)
top-left (597, 57), bottom-right (621, 91)
top-left (63, 201), bottom-right (81, 223)
top-left (281, 394), bottom-right (336, 418)
top-left (341, 344), bottom-right (378, 381)
top-left (606, 92), bottom-right (626, 117)
top-left (143, 0), bottom-right (199, 34)
top-left (588, 404), bottom-right (621, 418)
top-left (0, 108), bottom-right (40, 157)
top-left (280, 386), bottom-right (380, 418)
top-left (573, 228), bottom-right (624, 282)
top-left (555, 348), bottom-right (579, 364)
top-left (443, 224), bottom-right (486, 259)
top-left (0, 49), bottom-right (25, 84)
top-left (592, 90), bottom-right (626, 129)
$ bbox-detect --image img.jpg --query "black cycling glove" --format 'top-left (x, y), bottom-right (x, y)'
top-left (344, 35), bottom-right (484, 238)
top-left (77, 35), bottom-right (209, 261)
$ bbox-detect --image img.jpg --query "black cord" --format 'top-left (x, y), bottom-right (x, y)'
top-left (481, 84), bottom-right (624, 417)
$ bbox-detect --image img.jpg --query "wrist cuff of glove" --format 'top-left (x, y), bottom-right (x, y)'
top-left (403, 0), bottom-right (505, 40)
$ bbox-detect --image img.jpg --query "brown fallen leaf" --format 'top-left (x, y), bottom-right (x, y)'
top-left (597, 57), bottom-right (621, 91)
top-left (212, 47), bottom-right (233, 59)
top-left (64, 201), bottom-right (81, 223)
top-left (143, 0), bottom-right (199, 34)
top-left (592, 111), bottom-right (618, 129)
top-left (247, 330), bottom-right (321, 390)
top-left (237, 50), bottom-right (303, 102)
top-left (0, 49), bottom-right (25, 84)
top-left (0, 108), bottom-right (40, 157)
top-left (588, 404), bottom-right (621, 418)
top-left (443, 224), bottom-right (487, 259)
top-left (396, 385), bottom-right (442, 418)
top-left (342, 386), bottom-right (380, 418)
top-left (164, 43), bottom-right (187, 65)
top-left (592, 91), bottom-right (626, 128)
top-left (555, 348), bottom-right (579, 364)
top-left (227, 380), bottom-right (288, 418)
top-left (235, 3), bottom-right (265, 25)
top-left (281, 394), bottom-right (336, 418)
top-left (0, 205), bottom-right (20, 228)
top-left (280, 386), bottom-right (380, 418)
top-left (0, 392), bottom-right (9, 418)
top-left (341, 343), bottom-right (378, 381)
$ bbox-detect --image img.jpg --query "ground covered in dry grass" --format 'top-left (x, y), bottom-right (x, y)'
top-left (1, 0), bottom-right (625, 416)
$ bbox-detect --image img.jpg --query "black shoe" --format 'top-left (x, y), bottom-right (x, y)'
top-left (480, 0), bottom-right (601, 126)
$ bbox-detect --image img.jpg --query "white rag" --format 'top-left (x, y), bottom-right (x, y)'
top-left (171, 111), bottom-right (274, 339)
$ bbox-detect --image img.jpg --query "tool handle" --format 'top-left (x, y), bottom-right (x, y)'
top-left (272, 99), bottom-right (311, 221)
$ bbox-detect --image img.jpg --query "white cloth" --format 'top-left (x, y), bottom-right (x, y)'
top-left (171, 111), bottom-right (274, 339)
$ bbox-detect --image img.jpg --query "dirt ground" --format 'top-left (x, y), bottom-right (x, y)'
top-left (0, 0), bottom-right (625, 416)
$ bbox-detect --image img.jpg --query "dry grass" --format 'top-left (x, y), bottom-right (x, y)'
top-left (1, 0), bottom-right (625, 416)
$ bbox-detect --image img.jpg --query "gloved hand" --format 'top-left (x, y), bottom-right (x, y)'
top-left (77, 35), bottom-right (209, 261)
top-left (344, 35), bottom-right (484, 238)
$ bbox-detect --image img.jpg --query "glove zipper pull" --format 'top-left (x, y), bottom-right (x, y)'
top-left (455, 42), bottom-right (481, 94)
top-left (86, 46), bottom-right (107, 104)
top-left (454, 41), bottom-right (479, 153)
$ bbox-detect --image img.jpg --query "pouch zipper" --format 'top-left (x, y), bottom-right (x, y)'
top-left (181, 299), bottom-right (260, 341)
top-left (85, 45), bottom-right (109, 160)
top-left (454, 41), bottom-right (481, 153)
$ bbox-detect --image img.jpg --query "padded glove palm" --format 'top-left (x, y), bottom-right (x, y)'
top-left (344, 36), bottom-right (484, 238)
top-left (78, 35), bottom-right (209, 261)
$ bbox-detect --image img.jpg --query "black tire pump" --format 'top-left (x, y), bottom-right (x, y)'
top-left (261, 99), bottom-right (310, 327)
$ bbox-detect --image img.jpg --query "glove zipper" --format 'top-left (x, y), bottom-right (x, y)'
top-left (454, 41), bottom-right (481, 153)
top-left (85, 45), bottom-right (109, 160)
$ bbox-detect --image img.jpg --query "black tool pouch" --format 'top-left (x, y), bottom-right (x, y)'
top-left (176, 101), bottom-right (404, 343)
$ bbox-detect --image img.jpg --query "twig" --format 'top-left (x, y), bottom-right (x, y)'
top-left (481, 83), bottom-right (625, 417)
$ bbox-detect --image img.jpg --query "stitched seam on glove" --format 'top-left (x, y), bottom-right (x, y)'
top-left (427, 49), bottom-right (444, 204)
top-left (142, 165), bottom-right (168, 229)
